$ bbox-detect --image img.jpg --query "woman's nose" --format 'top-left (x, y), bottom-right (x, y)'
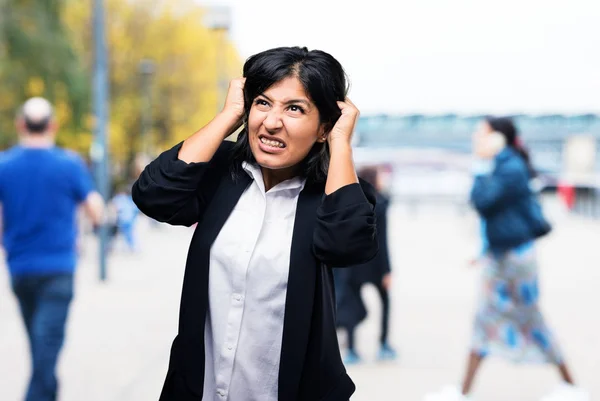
top-left (263, 110), bottom-right (283, 131)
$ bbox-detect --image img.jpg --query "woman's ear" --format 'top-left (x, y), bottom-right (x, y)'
top-left (317, 124), bottom-right (329, 143)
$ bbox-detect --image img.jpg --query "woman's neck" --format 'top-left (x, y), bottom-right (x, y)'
top-left (261, 166), bottom-right (299, 192)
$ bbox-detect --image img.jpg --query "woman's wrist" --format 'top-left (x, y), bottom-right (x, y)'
top-left (216, 110), bottom-right (243, 137)
top-left (328, 137), bottom-right (353, 154)
top-left (325, 140), bottom-right (358, 195)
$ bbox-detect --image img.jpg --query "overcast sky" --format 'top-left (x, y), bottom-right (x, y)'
top-left (204, 0), bottom-right (599, 115)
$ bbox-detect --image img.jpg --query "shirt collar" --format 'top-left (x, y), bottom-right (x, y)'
top-left (242, 161), bottom-right (306, 194)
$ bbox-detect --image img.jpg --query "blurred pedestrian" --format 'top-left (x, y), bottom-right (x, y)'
top-left (0, 98), bottom-right (104, 401)
top-left (424, 117), bottom-right (588, 401)
top-left (335, 165), bottom-right (397, 365)
top-left (132, 47), bottom-right (378, 401)
top-left (109, 184), bottom-right (139, 252)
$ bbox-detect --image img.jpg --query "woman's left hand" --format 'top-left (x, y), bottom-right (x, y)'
top-left (328, 98), bottom-right (359, 146)
top-left (324, 98), bottom-right (360, 194)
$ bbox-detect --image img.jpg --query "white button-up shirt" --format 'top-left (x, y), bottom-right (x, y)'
top-left (203, 162), bottom-right (306, 401)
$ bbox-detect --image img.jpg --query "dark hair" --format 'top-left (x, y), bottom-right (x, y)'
top-left (17, 106), bottom-right (51, 134)
top-left (25, 117), bottom-right (51, 134)
top-left (486, 116), bottom-right (536, 177)
top-left (231, 46), bottom-right (348, 183)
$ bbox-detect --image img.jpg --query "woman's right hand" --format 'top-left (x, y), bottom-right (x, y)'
top-left (178, 77), bottom-right (246, 163)
top-left (222, 77), bottom-right (246, 123)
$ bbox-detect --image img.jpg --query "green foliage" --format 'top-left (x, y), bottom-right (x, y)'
top-left (0, 0), bottom-right (241, 184)
top-left (0, 0), bottom-right (89, 149)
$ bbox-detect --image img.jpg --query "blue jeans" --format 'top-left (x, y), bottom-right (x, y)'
top-left (11, 273), bottom-right (74, 401)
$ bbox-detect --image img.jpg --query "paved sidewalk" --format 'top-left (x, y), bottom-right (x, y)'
top-left (1, 204), bottom-right (598, 401)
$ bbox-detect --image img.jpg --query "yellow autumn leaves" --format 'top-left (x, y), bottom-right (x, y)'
top-left (2, 0), bottom-right (241, 177)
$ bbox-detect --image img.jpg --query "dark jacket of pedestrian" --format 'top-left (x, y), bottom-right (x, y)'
top-left (470, 147), bottom-right (534, 251)
top-left (334, 192), bottom-right (391, 329)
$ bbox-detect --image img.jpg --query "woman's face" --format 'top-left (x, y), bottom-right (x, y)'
top-left (474, 121), bottom-right (494, 137)
top-left (472, 120), bottom-right (494, 149)
top-left (247, 76), bottom-right (326, 175)
top-left (472, 120), bottom-right (506, 158)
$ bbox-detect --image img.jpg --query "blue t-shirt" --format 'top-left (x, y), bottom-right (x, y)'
top-left (0, 145), bottom-right (94, 277)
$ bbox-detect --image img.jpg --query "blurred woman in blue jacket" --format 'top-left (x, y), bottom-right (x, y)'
top-left (424, 117), bottom-right (587, 401)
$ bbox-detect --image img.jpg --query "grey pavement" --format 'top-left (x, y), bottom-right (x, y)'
top-left (1, 200), bottom-right (598, 401)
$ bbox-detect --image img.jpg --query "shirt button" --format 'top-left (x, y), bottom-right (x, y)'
top-left (217, 389), bottom-right (225, 396)
top-left (227, 345), bottom-right (233, 350)
top-left (234, 294), bottom-right (242, 301)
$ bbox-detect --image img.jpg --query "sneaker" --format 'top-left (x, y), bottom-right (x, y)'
top-left (377, 343), bottom-right (398, 361)
top-left (343, 349), bottom-right (362, 365)
top-left (540, 382), bottom-right (590, 401)
top-left (423, 386), bottom-right (471, 401)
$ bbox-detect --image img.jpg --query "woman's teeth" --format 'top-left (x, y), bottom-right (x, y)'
top-left (260, 137), bottom-right (285, 148)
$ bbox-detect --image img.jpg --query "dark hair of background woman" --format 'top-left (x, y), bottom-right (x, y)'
top-left (485, 116), bottom-right (536, 178)
top-left (231, 46), bottom-right (349, 183)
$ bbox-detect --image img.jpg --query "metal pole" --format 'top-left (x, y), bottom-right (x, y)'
top-left (139, 60), bottom-right (154, 156)
top-left (215, 29), bottom-right (227, 116)
top-left (93, 0), bottom-right (110, 281)
top-left (142, 71), bottom-right (150, 155)
top-left (203, 6), bottom-right (231, 119)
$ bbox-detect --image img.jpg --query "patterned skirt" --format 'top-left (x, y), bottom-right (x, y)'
top-left (471, 245), bottom-right (563, 364)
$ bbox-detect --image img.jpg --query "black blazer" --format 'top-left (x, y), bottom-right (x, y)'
top-left (132, 141), bottom-right (378, 401)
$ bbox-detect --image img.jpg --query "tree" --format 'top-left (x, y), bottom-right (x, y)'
top-left (62, 0), bottom-right (241, 181)
top-left (1, 0), bottom-right (241, 184)
top-left (0, 0), bottom-right (89, 150)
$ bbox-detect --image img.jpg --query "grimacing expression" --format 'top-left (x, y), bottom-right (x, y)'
top-left (247, 76), bottom-right (327, 173)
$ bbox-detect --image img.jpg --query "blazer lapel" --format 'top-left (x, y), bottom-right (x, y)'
top-left (199, 173), bottom-right (252, 248)
top-left (278, 182), bottom-right (322, 401)
top-left (180, 172), bottom-right (251, 395)
top-left (185, 172), bottom-right (252, 337)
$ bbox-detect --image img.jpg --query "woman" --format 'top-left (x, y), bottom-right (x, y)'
top-left (424, 117), bottom-right (587, 401)
top-left (132, 46), bottom-right (378, 401)
top-left (334, 166), bottom-right (397, 364)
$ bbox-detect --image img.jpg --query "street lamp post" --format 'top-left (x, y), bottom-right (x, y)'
top-left (203, 6), bottom-right (231, 117)
top-left (92, 0), bottom-right (110, 281)
top-left (139, 59), bottom-right (155, 157)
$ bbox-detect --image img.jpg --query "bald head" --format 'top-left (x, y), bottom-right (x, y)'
top-left (18, 97), bottom-right (55, 135)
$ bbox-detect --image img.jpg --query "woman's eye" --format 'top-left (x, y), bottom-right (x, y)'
top-left (255, 99), bottom-right (269, 107)
top-left (288, 105), bottom-right (305, 114)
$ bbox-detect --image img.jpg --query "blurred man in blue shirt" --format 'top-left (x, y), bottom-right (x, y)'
top-left (0, 97), bottom-right (103, 401)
